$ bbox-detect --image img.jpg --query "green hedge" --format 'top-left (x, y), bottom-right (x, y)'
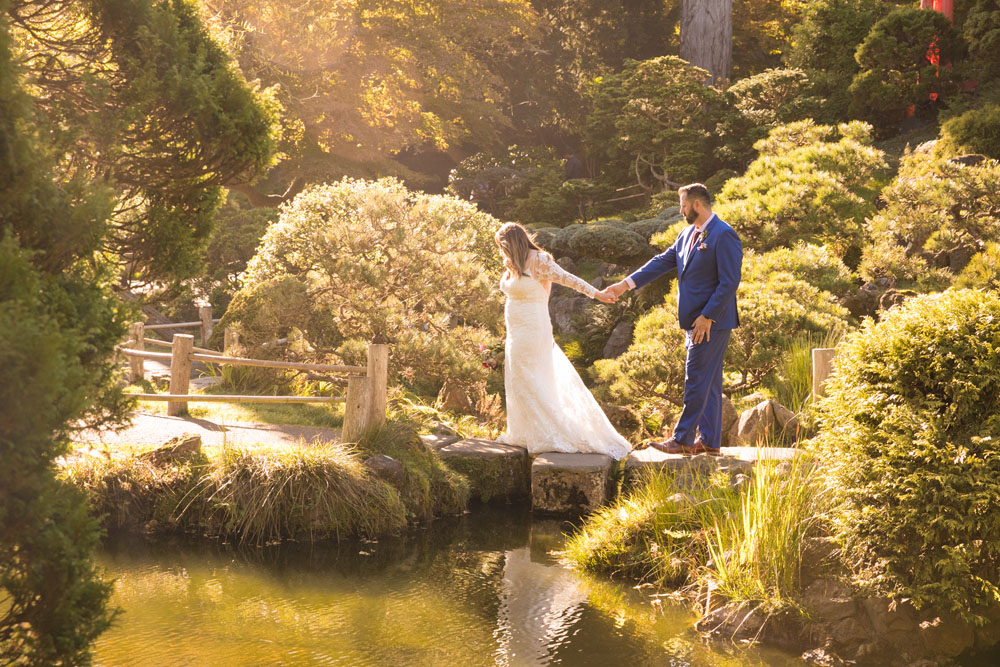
top-left (815, 289), bottom-right (1000, 621)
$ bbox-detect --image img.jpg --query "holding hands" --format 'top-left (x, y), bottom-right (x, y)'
top-left (595, 280), bottom-right (630, 304)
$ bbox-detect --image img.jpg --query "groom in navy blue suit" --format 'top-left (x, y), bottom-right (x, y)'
top-left (601, 183), bottom-right (742, 455)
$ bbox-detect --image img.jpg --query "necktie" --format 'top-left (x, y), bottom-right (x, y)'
top-left (687, 227), bottom-right (700, 255)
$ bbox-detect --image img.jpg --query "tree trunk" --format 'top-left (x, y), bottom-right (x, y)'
top-left (680, 0), bottom-right (732, 85)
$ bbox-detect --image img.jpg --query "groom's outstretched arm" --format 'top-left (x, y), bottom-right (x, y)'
top-left (603, 242), bottom-right (679, 299)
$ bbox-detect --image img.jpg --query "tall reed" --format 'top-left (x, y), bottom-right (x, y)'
top-left (702, 452), bottom-right (826, 612)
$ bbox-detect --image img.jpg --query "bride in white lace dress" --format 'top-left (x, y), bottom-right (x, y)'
top-left (494, 223), bottom-right (631, 460)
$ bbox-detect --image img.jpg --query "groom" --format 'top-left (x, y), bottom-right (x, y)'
top-left (600, 183), bottom-right (742, 455)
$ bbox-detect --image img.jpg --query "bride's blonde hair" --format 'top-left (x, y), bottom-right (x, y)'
top-left (495, 222), bottom-right (545, 277)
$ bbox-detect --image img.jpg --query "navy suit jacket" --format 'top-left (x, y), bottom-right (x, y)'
top-left (628, 214), bottom-right (742, 330)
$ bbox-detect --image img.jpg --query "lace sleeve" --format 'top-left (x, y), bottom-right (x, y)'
top-left (529, 252), bottom-right (598, 298)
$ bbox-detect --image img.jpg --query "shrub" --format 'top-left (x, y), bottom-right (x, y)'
top-left (627, 218), bottom-right (679, 242)
top-left (729, 257), bottom-right (851, 389)
top-left (715, 120), bottom-right (888, 258)
top-left (747, 242), bottom-right (856, 299)
top-left (860, 151), bottom-right (1000, 289)
top-left (787, 0), bottom-right (894, 122)
top-left (716, 68), bottom-right (825, 166)
top-left (955, 241), bottom-right (1000, 291)
top-left (965, 0), bottom-right (1000, 82)
top-left (231, 178), bottom-right (503, 394)
top-left (567, 224), bottom-right (648, 261)
top-left (815, 289), bottom-right (1000, 621)
top-left (849, 7), bottom-right (966, 134)
top-left (940, 104), bottom-right (1000, 160)
top-left (649, 219), bottom-right (689, 251)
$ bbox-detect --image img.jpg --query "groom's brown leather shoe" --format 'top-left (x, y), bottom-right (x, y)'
top-left (649, 438), bottom-right (689, 455)
top-left (691, 438), bottom-right (722, 456)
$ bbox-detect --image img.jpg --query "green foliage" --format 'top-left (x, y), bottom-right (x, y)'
top-left (716, 120), bottom-right (888, 257)
top-left (787, 0), bottom-right (897, 122)
top-left (584, 56), bottom-right (728, 190)
top-left (705, 454), bottom-right (827, 612)
top-left (717, 68), bottom-right (826, 167)
top-left (860, 151), bottom-right (1000, 289)
top-left (955, 241), bottom-right (1000, 290)
top-left (200, 197), bottom-right (278, 309)
top-left (231, 178), bottom-right (503, 394)
top-left (729, 252), bottom-right (851, 389)
top-left (815, 289), bottom-right (1000, 621)
top-left (446, 145), bottom-right (576, 225)
top-left (649, 219), bottom-right (689, 251)
top-left (566, 455), bottom-right (826, 612)
top-left (849, 7), bottom-right (966, 134)
top-left (964, 0), bottom-right (1000, 82)
top-left (747, 242), bottom-right (856, 299)
top-left (593, 300), bottom-right (687, 412)
top-left (567, 223), bottom-right (647, 262)
top-left (626, 218), bottom-right (680, 243)
top-left (940, 104), bottom-right (1000, 160)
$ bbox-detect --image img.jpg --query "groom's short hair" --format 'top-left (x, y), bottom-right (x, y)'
top-left (678, 183), bottom-right (712, 207)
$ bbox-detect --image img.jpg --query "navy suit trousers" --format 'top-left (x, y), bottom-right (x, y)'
top-left (673, 328), bottom-right (732, 450)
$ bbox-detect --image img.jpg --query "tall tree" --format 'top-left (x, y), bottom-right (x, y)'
top-left (200, 0), bottom-right (538, 197)
top-left (680, 0), bottom-right (732, 84)
top-left (1, 0), bottom-right (273, 661)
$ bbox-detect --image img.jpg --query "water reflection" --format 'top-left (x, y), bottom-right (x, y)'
top-left (94, 507), bottom-right (804, 666)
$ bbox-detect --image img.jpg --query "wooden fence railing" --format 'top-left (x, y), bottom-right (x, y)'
top-left (120, 318), bottom-right (387, 442)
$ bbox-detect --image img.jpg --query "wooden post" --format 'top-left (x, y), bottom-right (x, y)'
top-left (128, 322), bottom-right (145, 383)
top-left (366, 343), bottom-right (388, 430)
top-left (342, 375), bottom-right (371, 443)
top-left (168, 334), bottom-right (194, 416)
top-left (199, 306), bottom-right (213, 345)
top-left (224, 327), bottom-right (239, 355)
top-left (812, 348), bottom-right (837, 404)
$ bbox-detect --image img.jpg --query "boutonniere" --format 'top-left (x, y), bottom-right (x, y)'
top-left (697, 229), bottom-right (709, 251)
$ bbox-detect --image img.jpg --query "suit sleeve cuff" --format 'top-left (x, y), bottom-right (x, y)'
top-left (625, 276), bottom-right (636, 290)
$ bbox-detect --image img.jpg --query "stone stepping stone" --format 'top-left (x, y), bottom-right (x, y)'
top-left (624, 445), bottom-right (800, 487)
top-left (531, 452), bottom-right (614, 515)
top-left (437, 438), bottom-right (529, 503)
top-left (419, 434), bottom-right (462, 451)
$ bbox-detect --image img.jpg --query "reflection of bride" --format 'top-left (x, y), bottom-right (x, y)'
top-left (493, 545), bottom-right (588, 666)
top-left (493, 223), bottom-right (631, 460)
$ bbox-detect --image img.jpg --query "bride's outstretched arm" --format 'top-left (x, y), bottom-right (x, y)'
top-left (529, 252), bottom-right (603, 299)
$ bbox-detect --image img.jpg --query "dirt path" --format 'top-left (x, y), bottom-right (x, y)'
top-left (75, 410), bottom-right (342, 451)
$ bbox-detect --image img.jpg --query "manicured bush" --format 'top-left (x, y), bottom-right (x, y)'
top-left (849, 7), bottom-right (965, 134)
top-left (965, 0), bottom-right (1000, 82)
top-left (649, 218), bottom-right (689, 251)
top-left (715, 120), bottom-right (888, 258)
top-left (627, 218), bottom-right (679, 242)
top-left (568, 224), bottom-right (647, 261)
top-left (955, 241), bottom-right (1000, 291)
top-left (860, 151), bottom-right (1000, 289)
top-left (940, 104), bottom-right (1000, 160)
top-left (815, 289), bottom-right (1000, 621)
top-left (747, 242), bottom-right (856, 299)
top-left (728, 255), bottom-right (851, 389)
top-left (230, 178), bottom-right (503, 394)
top-left (787, 0), bottom-right (894, 122)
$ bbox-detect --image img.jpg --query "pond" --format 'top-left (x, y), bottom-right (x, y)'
top-left (93, 506), bottom-right (808, 666)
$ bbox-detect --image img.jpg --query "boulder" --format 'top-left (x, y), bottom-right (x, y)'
top-left (139, 433), bottom-right (202, 466)
top-left (721, 394), bottom-right (739, 446)
top-left (555, 256), bottom-right (577, 274)
top-left (840, 277), bottom-right (894, 320)
top-left (601, 320), bottom-right (633, 359)
top-left (548, 295), bottom-right (587, 334)
top-left (363, 454), bottom-right (405, 487)
top-left (878, 288), bottom-right (918, 313)
top-left (735, 399), bottom-right (799, 445)
top-left (531, 452), bottom-right (613, 514)
top-left (419, 434), bottom-right (461, 451)
top-left (436, 379), bottom-right (472, 413)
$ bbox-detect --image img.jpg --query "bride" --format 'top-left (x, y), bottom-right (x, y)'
top-left (494, 222), bottom-right (631, 460)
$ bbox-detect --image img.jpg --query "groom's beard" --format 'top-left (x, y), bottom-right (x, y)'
top-left (684, 210), bottom-right (698, 224)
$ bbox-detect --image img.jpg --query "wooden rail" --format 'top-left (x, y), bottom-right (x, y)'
top-left (122, 315), bottom-right (387, 441)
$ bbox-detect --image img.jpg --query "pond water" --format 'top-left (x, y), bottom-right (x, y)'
top-left (93, 506), bottom-right (809, 666)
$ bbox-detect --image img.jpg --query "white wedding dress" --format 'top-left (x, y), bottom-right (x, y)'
top-left (497, 251), bottom-right (631, 459)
